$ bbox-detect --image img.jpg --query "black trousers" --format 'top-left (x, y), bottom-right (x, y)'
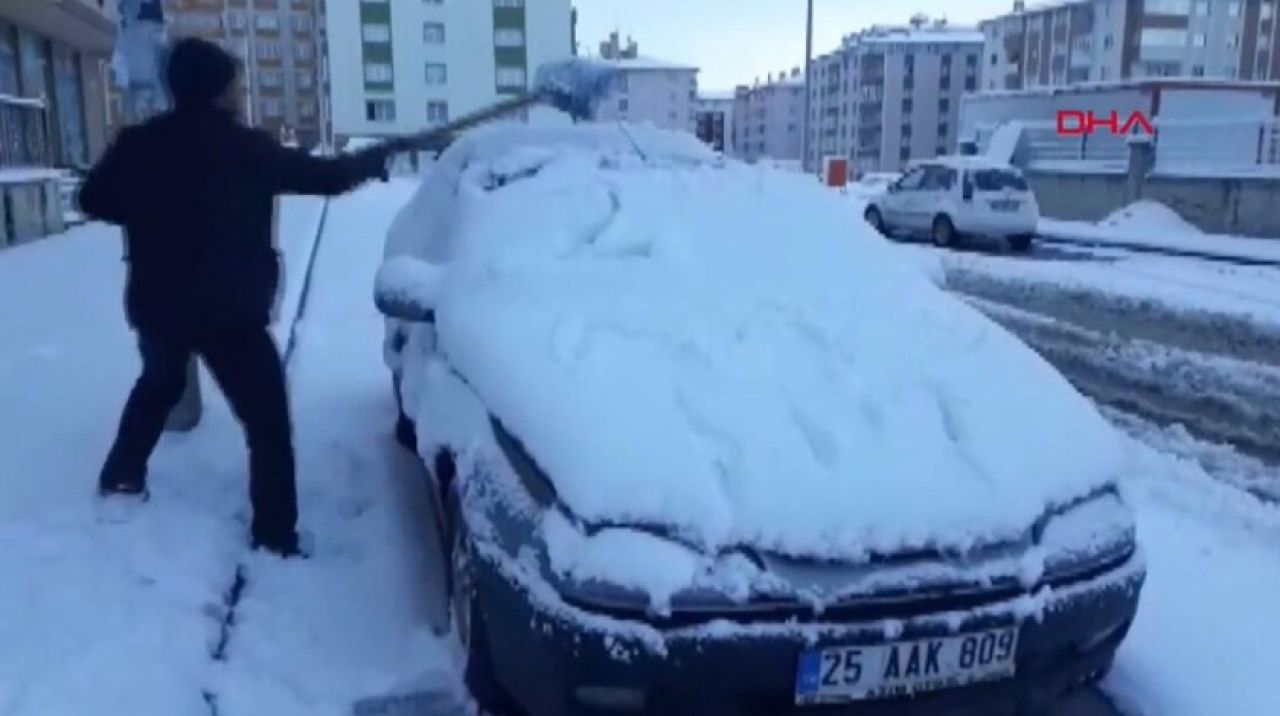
top-left (100, 327), bottom-right (297, 542)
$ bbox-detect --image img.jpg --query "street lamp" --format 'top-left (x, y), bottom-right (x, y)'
top-left (801, 0), bottom-right (814, 174)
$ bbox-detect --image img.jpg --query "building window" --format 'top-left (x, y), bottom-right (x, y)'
top-left (427, 100), bottom-right (449, 124)
top-left (294, 44), bottom-right (314, 61)
top-left (364, 63), bottom-right (393, 83)
top-left (902, 98), bottom-right (913, 113)
top-left (938, 122), bottom-right (948, 137)
top-left (254, 14), bottom-right (279, 32)
top-left (296, 71), bottom-right (314, 89)
top-left (1145, 0), bottom-right (1192, 12)
top-left (1191, 64), bottom-right (1206, 76)
top-left (1192, 33), bottom-right (1207, 47)
top-left (424, 22), bottom-right (445, 43)
top-left (496, 65), bottom-right (526, 89)
top-left (291, 14), bottom-right (312, 34)
top-left (494, 0), bottom-right (524, 6)
top-left (1228, 1), bottom-right (1242, 17)
top-left (1227, 34), bottom-right (1241, 49)
top-left (424, 0), bottom-right (443, 4)
top-left (299, 102), bottom-right (316, 119)
top-left (363, 24), bottom-right (391, 43)
top-left (494, 28), bottom-right (525, 47)
top-left (425, 62), bottom-right (448, 84)
top-left (256, 42), bottom-right (283, 60)
top-left (262, 99), bottom-right (283, 118)
top-left (366, 99), bottom-right (395, 121)
top-left (1193, 0), bottom-right (1210, 15)
top-left (618, 97), bottom-right (628, 111)
top-left (964, 76), bottom-right (977, 91)
top-left (939, 97), bottom-right (950, 113)
top-left (900, 146), bottom-right (910, 161)
top-left (259, 70), bottom-right (283, 88)
top-left (228, 12), bottom-right (247, 31)
top-left (1264, 3), bottom-right (1275, 21)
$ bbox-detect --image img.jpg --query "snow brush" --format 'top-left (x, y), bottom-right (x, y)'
top-left (382, 57), bottom-right (619, 154)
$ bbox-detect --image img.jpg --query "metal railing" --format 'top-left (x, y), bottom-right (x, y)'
top-left (1000, 117), bottom-right (1280, 175)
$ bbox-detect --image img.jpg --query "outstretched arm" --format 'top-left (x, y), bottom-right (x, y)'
top-left (253, 131), bottom-right (392, 197)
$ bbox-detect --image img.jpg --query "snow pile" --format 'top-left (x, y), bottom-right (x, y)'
top-left (1040, 199), bottom-right (1280, 265)
top-left (394, 122), bottom-right (1128, 562)
top-left (1100, 200), bottom-right (1201, 236)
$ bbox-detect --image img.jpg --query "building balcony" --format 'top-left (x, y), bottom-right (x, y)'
top-left (1, 0), bottom-right (117, 53)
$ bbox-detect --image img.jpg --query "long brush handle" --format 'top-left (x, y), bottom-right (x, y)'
top-left (386, 93), bottom-right (542, 153)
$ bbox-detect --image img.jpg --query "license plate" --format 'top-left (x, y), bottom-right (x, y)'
top-left (795, 627), bottom-right (1019, 704)
top-left (990, 199), bottom-right (1020, 212)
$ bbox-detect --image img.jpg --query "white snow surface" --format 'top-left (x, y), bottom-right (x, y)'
top-left (0, 190), bottom-right (465, 715)
top-left (391, 122), bottom-right (1128, 561)
top-left (1040, 200), bottom-right (1280, 265)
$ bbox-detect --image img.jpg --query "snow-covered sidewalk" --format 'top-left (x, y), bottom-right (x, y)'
top-left (0, 186), bottom-right (460, 715)
top-left (1039, 201), bottom-right (1280, 266)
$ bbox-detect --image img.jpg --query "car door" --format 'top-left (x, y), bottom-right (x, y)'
top-left (913, 165), bottom-right (957, 230)
top-left (880, 166), bottom-right (926, 230)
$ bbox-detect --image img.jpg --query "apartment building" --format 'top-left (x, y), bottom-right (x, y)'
top-left (1, 1), bottom-right (116, 170)
top-left (982, 0), bottom-right (1280, 90)
top-left (807, 23), bottom-right (983, 174)
top-left (154, 0), bottom-right (323, 147)
top-left (732, 69), bottom-right (805, 163)
top-left (2, 1), bottom-right (117, 244)
top-left (591, 33), bottom-right (698, 133)
top-left (326, 0), bottom-right (573, 144)
top-left (694, 92), bottom-right (734, 153)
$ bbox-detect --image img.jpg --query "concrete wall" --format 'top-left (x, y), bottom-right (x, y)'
top-left (1027, 167), bottom-right (1280, 237)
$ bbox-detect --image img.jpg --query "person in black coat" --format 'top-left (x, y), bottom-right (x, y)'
top-left (81, 37), bottom-right (393, 556)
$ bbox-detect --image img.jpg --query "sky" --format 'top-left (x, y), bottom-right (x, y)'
top-left (574, 0), bottom-right (1012, 91)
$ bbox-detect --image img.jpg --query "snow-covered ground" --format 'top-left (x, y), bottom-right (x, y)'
top-left (0, 187), bottom-right (465, 716)
top-left (1, 181), bottom-right (1278, 715)
top-left (1039, 200), bottom-right (1280, 265)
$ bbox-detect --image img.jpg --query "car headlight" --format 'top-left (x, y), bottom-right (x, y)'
top-left (1035, 487), bottom-right (1137, 583)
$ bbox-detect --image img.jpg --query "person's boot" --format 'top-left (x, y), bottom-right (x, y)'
top-left (251, 529), bottom-right (308, 559)
top-left (98, 464), bottom-right (149, 500)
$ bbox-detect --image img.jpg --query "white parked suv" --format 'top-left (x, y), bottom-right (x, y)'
top-left (863, 157), bottom-right (1039, 252)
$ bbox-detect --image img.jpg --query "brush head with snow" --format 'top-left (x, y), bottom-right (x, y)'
top-left (532, 58), bottom-right (620, 121)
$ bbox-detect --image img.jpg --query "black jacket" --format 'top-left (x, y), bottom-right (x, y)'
top-left (80, 107), bottom-right (386, 335)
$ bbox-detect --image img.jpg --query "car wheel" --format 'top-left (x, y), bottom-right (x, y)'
top-left (864, 205), bottom-right (887, 235)
top-left (932, 215), bottom-right (958, 248)
top-left (1008, 234), bottom-right (1034, 253)
top-left (450, 531), bottom-right (516, 715)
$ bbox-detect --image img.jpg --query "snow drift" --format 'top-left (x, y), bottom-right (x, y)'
top-left (387, 123), bottom-right (1128, 562)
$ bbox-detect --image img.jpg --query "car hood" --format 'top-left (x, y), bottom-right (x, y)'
top-left (408, 123), bottom-right (1129, 563)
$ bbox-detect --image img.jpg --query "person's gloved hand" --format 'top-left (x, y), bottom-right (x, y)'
top-left (351, 146), bottom-right (391, 182)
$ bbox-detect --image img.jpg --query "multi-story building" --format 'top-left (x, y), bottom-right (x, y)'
top-left (806, 23), bottom-right (984, 174)
top-left (154, 0), bottom-right (324, 147)
top-left (1, 2), bottom-right (117, 170)
top-left (325, 0), bottom-right (573, 145)
top-left (591, 32), bottom-right (698, 133)
top-left (1, 1), bottom-right (117, 243)
top-left (982, 0), bottom-right (1280, 91)
top-left (694, 92), bottom-right (734, 153)
top-left (732, 69), bottom-right (805, 163)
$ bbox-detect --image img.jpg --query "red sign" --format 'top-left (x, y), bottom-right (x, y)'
top-left (1056, 110), bottom-right (1155, 137)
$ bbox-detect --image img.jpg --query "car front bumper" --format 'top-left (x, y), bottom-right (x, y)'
top-left (469, 541), bottom-right (1144, 716)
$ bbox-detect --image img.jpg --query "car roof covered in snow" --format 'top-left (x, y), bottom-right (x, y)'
top-left (910, 155), bottom-right (1022, 172)
top-left (387, 122), bottom-right (1126, 561)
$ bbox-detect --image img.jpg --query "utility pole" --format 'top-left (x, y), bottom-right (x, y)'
top-left (801, 0), bottom-right (814, 174)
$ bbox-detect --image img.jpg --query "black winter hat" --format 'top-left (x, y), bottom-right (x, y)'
top-left (166, 37), bottom-right (239, 108)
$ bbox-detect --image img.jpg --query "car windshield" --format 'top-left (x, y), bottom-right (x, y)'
top-left (971, 169), bottom-right (1029, 192)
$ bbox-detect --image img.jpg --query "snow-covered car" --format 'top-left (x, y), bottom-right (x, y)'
top-left (374, 124), bottom-right (1144, 715)
top-left (863, 157), bottom-right (1039, 252)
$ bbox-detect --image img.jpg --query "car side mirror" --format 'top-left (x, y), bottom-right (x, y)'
top-left (374, 256), bottom-right (443, 323)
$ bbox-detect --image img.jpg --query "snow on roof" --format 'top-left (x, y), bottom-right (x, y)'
top-left (389, 122), bottom-right (1126, 560)
top-left (967, 77), bottom-right (1280, 99)
top-left (698, 90), bottom-right (736, 101)
top-left (601, 55), bottom-right (698, 72)
top-left (856, 27), bottom-right (984, 45)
